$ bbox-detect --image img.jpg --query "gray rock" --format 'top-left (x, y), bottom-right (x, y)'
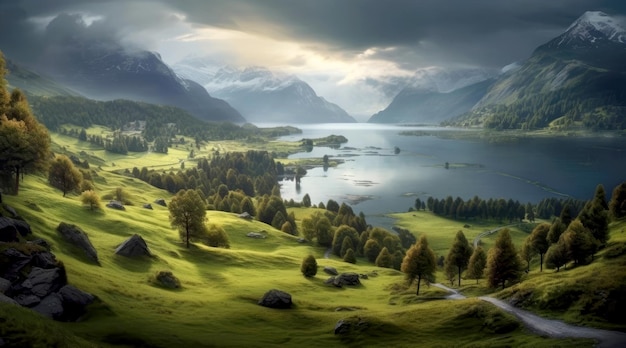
top-left (142, 203), bottom-right (153, 210)
top-left (58, 285), bottom-right (95, 306)
top-left (26, 267), bottom-right (64, 298)
top-left (56, 222), bottom-right (99, 263)
top-left (14, 294), bottom-right (41, 307)
top-left (0, 217), bottom-right (29, 241)
top-left (324, 266), bottom-right (339, 275)
top-left (0, 248), bottom-right (32, 281)
top-left (0, 293), bottom-right (18, 305)
top-left (32, 293), bottom-right (64, 319)
top-left (325, 277), bottom-right (340, 287)
top-left (359, 274), bottom-right (369, 280)
top-left (0, 277), bottom-right (10, 294)
top-left (334, 317), bottom-right (369, 335)
top-left (154, 198), bottom-right (167, 207)
top-left (247, 232), bottom-right (266, 239)
top-left (32, 251), bottom-right (58, 269)
top-left (334, 319), bottom-right (351, 335)
top-left (336, 273), bottom-right (361, 286)
top-left (115, 234), bottom-right (151, 257)
top-left (106, 200), bottom-right (125, 210)
top-left (238, 212), bottom-right (252, 219)
top-left (258, 289), bottom-right (292, 309)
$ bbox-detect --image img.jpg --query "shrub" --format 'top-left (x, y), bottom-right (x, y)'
top-left (301, 254), bottom-right (318, 277)
top-left (205, 224), bottom-right (230, 248)
top-left (343, 248), bottom-right (356, 264)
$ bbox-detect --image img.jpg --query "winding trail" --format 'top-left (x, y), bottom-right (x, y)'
top-left (472, 223), bottom-right (519, 248)
top-left (432, 284), bottom-right (626, 348)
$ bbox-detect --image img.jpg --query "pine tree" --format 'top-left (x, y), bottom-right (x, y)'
top-left (529, 223), bottom-right (550, 272)
top-left (547, 217), bottom-right (566, 244)
top-left (545, 240), bottom-right (568, 272)
top-left (375, 247), bottom-right (392, 268)
top-left (562, 220), bottom-right (595, 265)
top-left (401, 235), bottom-right (437, 295)
top-left (343, 248), bottom-right (356, 264)
top-left (466, 246), bottom-right (487, 283)
top-left (520, 238), bottom-right (536, 272)
top-left (486, 229), bottom-right (523, 289)
top-left (445, 230), bottom-right (473, 286)
top-left (609, 182), bottom-right (626, 219)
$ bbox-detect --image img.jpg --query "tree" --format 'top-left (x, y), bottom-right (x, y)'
top-left (340, 237), bottom-right (354, 258)
top-left (547, 217), bottom-right (566, 244)
top-left (343, 248), bottom-right (356, 264)
top-left (80, 190), bottom-right (101, 211)
top-left (315, 217), bottom-right (334, 247)
top-left (205, 224), bottom-right (230, 248)
top-left (169, 189), bottom-right (207, 248)
top-left (520, 238), bottom-right (536, 272)
top-left (486, 229), bottom-right (523, 289)
top-left (466, 246), bottom-right (487, 284)
top-left (578, 199), bottom-right (609, 248)
top-left (444, 230), bottom-right (473, 287)
top-left (609, 182), bottom-right (626, 219)
top-left (529, 223), bottom-right (550, 271)
top-left (301, 254), bottom-right (317, 277)
top-left (562, 220), bottom-right (594, 265)
top-left (302, 193), bottom-right (312, 208)
top-left (48, 155), bottom-right (83, 197)
top-left (375, 247), bottom-right (392, 268)
top-left (401, 235), bottom-right (437, 295)
top-left (545, 239), bottom-right (568, 272)
top-left (0, 57), bottom-right (51, 194)
top-left (364, 239), bottom-right (382, 263)
top-left (332, 225), bottom-right (360, 257)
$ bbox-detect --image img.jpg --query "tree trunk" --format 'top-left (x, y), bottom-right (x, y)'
top-left (416, 275), bottom-right (421, 295)
top-left (14, 166), bottom-right (20, 195)
top-left (186, 225), bottom-right (190, 248)
top-left (457, 266), bottom-right (462, 287)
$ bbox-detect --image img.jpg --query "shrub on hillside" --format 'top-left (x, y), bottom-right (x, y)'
top-left (205, 224), bottom-right (230, 248)
top-left (301, 254), bottom-right (318, 277)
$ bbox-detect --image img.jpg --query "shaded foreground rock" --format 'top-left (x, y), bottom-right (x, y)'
top-left (56, 222), bottom-right (99, 263)
top-left (323, 266), bottom-right (338, 275)
top-left (258, 289), bottom-right (292, 309)
top-left (115, 234), bottom-right (151, 257)
top-left (334, 317), bottom-right (370, 335)
top-left (154, 198), bottom-right (167, 207)
top-left (0, 217), bottom-right (31, 242)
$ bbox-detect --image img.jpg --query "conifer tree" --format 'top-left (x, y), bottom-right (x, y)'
top-left (520, 239), bottom-right (536, 272)
top-left (343, 248), bottom-right (356, 264)
top-left (529, 222), bottom-right (550, 271)
top-left (609, 182), bottom-right (626, 219)
top-left (545, 239), bottom-right (568, 272)
top-left (445, 230), bottom-right (473, 286)
top-left (547, 217), bottom-right (566, 244)
top-left (375, 247), bottom-right (392, 268)
top-left (401, 235), bottom-right (437, 295)
top-left (486, 229), bottom-right (523, 289)
top-left (466, 246), bottom-right (487, 283)
top-left (562, 220), bottom-right (595, 265)
top-left (301, 254), bottom-right (318, 277)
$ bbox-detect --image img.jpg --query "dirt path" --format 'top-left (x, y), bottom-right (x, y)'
top-left (472, 223), bottom-right (519, 247)
top-left (432, 283), bottom-right (626, 347)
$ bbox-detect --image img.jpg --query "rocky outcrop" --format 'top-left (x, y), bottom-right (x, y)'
top-left (142, 203), bottom-right (153, 210)
top-left (258, 289), bottom-right (292, 309)
top-left (115, 234), bottom-right (151, 257)
top-left (323, 266), bottom-right (339, 275)
top-left (0, 217), bottom-right (32, 242)
top-left (56, 222), bottom-right (98, 263)
top-left (325, 273), bottom-right (361, 288)
top-left (0, 246), bottom-right (95, 321)
top-left (154, 198), bottom-right (167, 207)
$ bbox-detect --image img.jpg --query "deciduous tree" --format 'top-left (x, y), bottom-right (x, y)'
top-left (80, 190), bottom-right (101, 211)
top-left (529, 223), bottom-right (550, 271)
top-left (169, 189), bottom-right (207, 248)
top-left (375, 247), bottom-right (392, 268)
top-left (486, 229), bottom-right (523, 289)
top-left (48, 154), bottom-right (82, 197)
top-left (545, 239), bottom-right (568, 272)
top-left (401, 235), bottom-right (437, 295)
top-left (466, 246), bottom-right (487, 283)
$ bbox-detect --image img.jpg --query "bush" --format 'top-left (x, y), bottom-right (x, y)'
top-left (301, 254), bottom-right (318, 277)
top-left (81, 190), bottom-right (102, 211)
top-left (343, 248), bottom-right (356, 264)
top-left (153, 271), bottom-right (180, 289)
top-left (205, 224), bottom-right (230, 248)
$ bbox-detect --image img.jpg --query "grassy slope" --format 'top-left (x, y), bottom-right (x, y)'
top-left (0, 134), bottom-right (597, 347)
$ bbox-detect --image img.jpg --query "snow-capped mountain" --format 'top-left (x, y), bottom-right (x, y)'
top-left (174, 59), bottom-right (356, 124)
top-left (449, 11), bottom-right (626, 130)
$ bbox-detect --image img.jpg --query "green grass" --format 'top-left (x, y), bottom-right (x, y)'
top-left (0, 134), bottom-right (610, 347)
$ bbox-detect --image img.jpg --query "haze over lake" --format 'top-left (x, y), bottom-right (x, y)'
top-left (278, 123), bottom-right (626, 225)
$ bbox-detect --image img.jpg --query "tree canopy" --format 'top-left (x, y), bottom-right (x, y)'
top-left (401, 235), bottom-right (437, 295)
top-left (486, 229), bottom-right (523, 289)
top-left (444, 230), bottom-right (473, 287)
top-left (169, 189), bottom-right (207, 248)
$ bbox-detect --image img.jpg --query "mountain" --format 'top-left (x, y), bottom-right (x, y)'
top-left (5, 59), bottom-right (81, 97)
top-left (368, 79), bottom-right (493, 124)
top-left (174, 59), bottom-right (356, 124)
top-left (33, 45), bottom-right (244, 123)
top-left (367, 67), bottom-right (496, 124)
top-left (450, 11), bottom-right (626, 130)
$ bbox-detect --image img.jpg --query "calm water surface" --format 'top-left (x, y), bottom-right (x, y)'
top-left (276, 123), bottom-right (626, 226)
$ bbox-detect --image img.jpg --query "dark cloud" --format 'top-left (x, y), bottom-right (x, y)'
top-left (1, 0), bottom-right (626, 70)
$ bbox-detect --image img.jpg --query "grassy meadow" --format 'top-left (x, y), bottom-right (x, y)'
top-left (0, 132), bottom-right (613, 347)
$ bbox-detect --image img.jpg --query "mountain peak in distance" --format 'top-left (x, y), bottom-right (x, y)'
top-left (556, 11), bottom-right (626, 47)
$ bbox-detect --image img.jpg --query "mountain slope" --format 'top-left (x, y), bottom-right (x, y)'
top-left (450, 11), bottom-right (626, 130)
top-left (174, 61), bottom-right (356, 124)
top-left (5, 59), bottom-right (81, 97)
top-left (368, 79), bottom-right (492, 124)
top-left (35, 46), bottom-right (244, 124)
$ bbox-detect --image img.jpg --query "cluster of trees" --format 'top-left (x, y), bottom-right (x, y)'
top-left (534, 197), bottom-right (586, 220)
top-left (418, 196), bottom-right (528, 222)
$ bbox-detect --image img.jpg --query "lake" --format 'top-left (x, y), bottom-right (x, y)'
top-left (277, 123), bottom-right (626, 227)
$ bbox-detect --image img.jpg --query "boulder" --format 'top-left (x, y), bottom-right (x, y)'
top-left (0, 217), bottom-right (31, 241)
top-left (2, 204), bottom-right (18, 218)
top-left (0, 248), bottom-right (32, 281)
top-left (56, 222), bottom-right (99, 263)
top-left (26, 267), bottom-right (64, 298)
top-left (58, 285), bottom-right (95, 321)
top-left (336, 273), bottom-right (361, 286)
top-left (246, 232), bottom-right (266, 239)
top-left (106, 200), bottom-right (125, 210)
top-left (334, 317), bottom-right (370, 335)
top-left (31, 251), bottom-right (58, 269)
top-left (0, 277), bottom-right (10, 294)
top-left (0, 293), bottom-right (18, 305)
top-left (154, 198), bottom-right (167, 207)
top-left (14, 294), bottom-right (41, 307)
top-left (258, 289), bottom-right (292, 309)
top-left (324, 266), bottom-right (339, 275)
top-left (115, 234), bottom-right (151, 257)
top-left (142, 203), bottom-right (153, 210)
top-left (32, 293), bottom-right (64, 319)
top-left (238, 212), bottom-right (253, 219)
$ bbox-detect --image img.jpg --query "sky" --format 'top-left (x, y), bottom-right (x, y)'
top-left (1, 0), bottom-right (625, 120)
